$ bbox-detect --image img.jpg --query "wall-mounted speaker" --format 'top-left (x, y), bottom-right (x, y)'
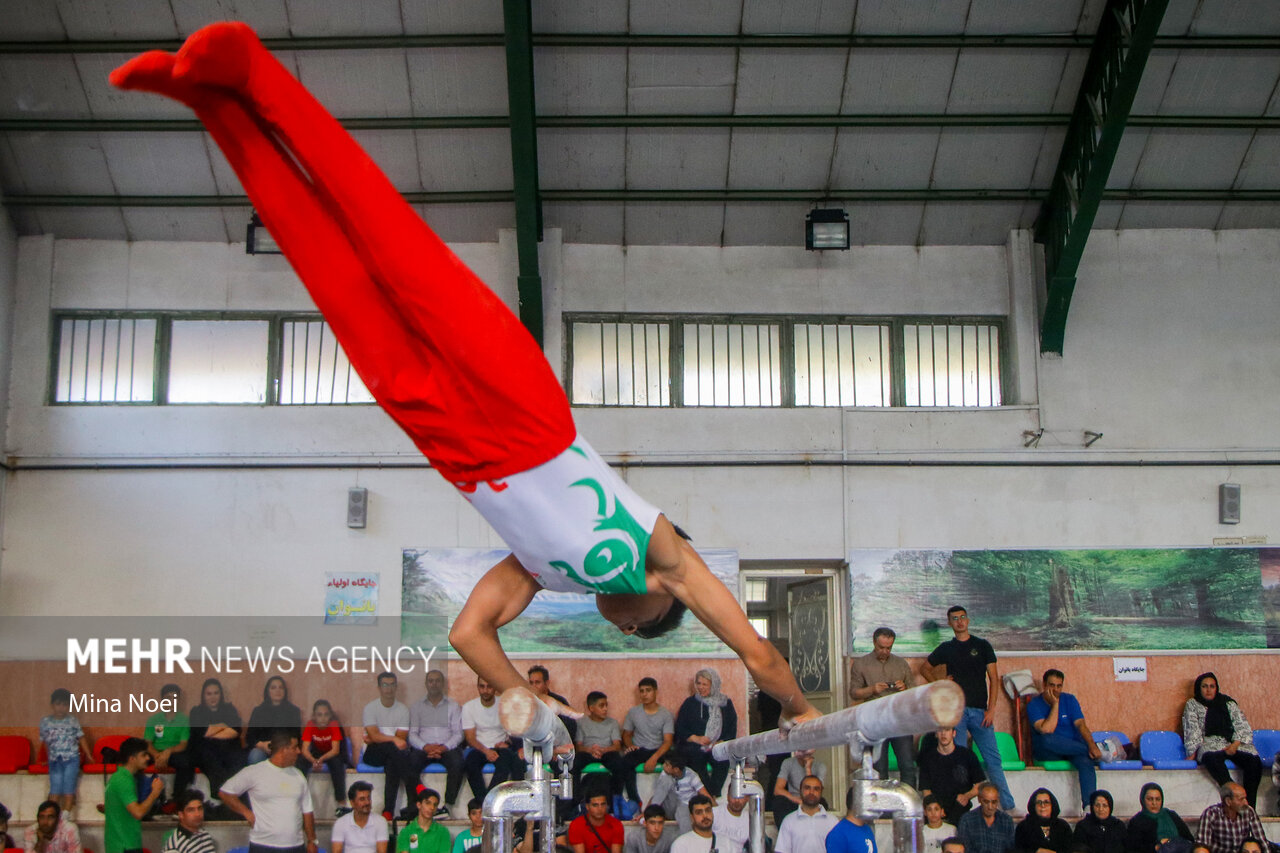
top-left (1219, 483), bottom-right (1241, 525)
top-left (348, 487), bottom-right (369, 529)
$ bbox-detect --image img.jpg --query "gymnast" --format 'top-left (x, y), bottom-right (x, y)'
top-left (110, 22), bottom-right (818, 730)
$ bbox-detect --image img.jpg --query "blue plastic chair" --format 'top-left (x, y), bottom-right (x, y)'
top-left (1092, 730), bottom-right (1143, 770)
top-left (1139, 731), bottom-right (1197, 770)
top-left (1252, 730), bottom-right (1280, 768)
top-left (422, 762), bottom-right (447, 773)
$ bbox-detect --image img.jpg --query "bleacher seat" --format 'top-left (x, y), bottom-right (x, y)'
top-left (1252, 730), bottom-right (1280, 768)
top-left (971, 732), bottom-right (1025, 771)
top-left (27, 743), bottom-right (49, 774)
top-left (0, 736), bottom-right (31, 773)
top-left (422, 762), bottom-right (446, 773)
top-left (1093, 731), bottom-right (1143, 770)
top-left (83, 734), bottom-right (131, 774)
top-left (1139, 731), bottom-right (1197, 770)
top-left (581, 762), bottom-right (609, 776)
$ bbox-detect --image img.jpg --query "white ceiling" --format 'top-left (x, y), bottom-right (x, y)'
top-left (2, 0), bottom-right (1280, 246)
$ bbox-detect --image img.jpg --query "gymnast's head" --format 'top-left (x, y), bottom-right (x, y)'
top-left (594, 521), bottom-right (691, 639)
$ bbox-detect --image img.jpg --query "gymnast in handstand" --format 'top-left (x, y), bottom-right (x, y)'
top-left (111, 23), bottom-right (818, 729)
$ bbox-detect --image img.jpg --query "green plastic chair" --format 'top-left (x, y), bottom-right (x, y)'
top-left (887, 749), bottom-right (898, 771)
top-left (582, 762), bottom-right (610, 775)
top-left (1038, 759), bottom-right (1074, 770)
top-left (970, 732), bottom-right (1026, 771)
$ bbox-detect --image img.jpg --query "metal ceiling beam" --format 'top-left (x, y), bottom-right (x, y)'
top-left (1034, 0), bottom-right (1170, 356)
top-left (502, 0), bottom-right (543, 344)
top-left (4, 114), bottom-right (1280, 132)
top-left (10, 188), bottom-right (1280, 207)
top-left (0, 33), bottom-right (1275, 54)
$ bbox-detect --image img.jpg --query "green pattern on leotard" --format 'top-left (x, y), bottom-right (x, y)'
top-left (548, 452), bottom-right (650, 595)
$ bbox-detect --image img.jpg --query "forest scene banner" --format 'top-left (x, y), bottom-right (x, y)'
top-left (847, 547), bottom-right (1280, 653)
top-left (402, 547), bottom-right (740, 656)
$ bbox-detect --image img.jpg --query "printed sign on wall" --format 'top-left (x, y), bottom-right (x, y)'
top-left (325, 572), bottom-right (379, 625)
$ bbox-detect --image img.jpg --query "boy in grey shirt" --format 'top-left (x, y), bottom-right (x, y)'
top-left (622, 677), bottom-right (676, 805)
top-left (572, 692), bottom-right (630, 810)
top-left (625, 804), bottom-right (674, 853)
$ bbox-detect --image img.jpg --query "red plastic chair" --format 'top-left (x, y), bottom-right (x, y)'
top-left (28, 742), bottom-right (50, 774)
top-left (0, 735), bottom-right (31, 773)
top-left (83, 734), bottom-right (131, 773)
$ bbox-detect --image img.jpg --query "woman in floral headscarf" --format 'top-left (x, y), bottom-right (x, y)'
top-left (675, 668), bottom-right (738, 796)
top-left (1183, 672), bottom-right (1261, 808)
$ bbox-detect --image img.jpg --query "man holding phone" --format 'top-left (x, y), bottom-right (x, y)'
top-left (849, 627), bottom-right (918, 788)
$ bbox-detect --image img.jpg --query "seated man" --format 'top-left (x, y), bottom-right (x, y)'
top-left (644, 755), bottom-right (710, 834)
top-left (622, 678), bottom-right (675, 806)
top-left (462, 676), bottom-right (524, 800)
top-left (24, 800), bottom-right (81, 853)
top-left (825, 786), bottom-right (877, 853)
top-left (1196, 783), bottom-right (1266, 853)
top-left (361, 672), bottom-right (419, 820)
top-left (109, 24), bottom-right (818, 733)
top-left (669, 795), bottom-right (716, 853)
top-left (1025, 669), bottom-right (1100, 806)
top-left (573, 692), bottom-right (630, 808)
top-left (567, 785), bottom-right (626, 853)
top-left (771, 749), bottom-right (827, 826)
top-left (160, 790), bottom-right (215, 853)
top-left (917, 727), bottom-right (984, 827)
top-left (711, 793), bottom-right (751, 853)
top-left (145, 684), bottom-right (194, 810)
top-left (528, 666), bottom-right (579, 742)
top-left (332, 782), bottom-right (388, 853)
top-left (407, 670), bottom-right (465, 817)
top-left (774, 776), bottom-right (838, 853)
top-left (626, 805), bottom-right (672, 853)
top-left (957, 784), bottom-right (1013, 853)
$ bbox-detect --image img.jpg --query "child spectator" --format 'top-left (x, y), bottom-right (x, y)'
top-left (573, 691), bottom-right (629, 811)
top-left (40, 689), bottom-right (91, 812)
top-left (302, 700), bottom-right (351, 817)
top-left (449, 798), bottom-right (484, 853)
top-left (625, 805), bottom-right (672, 853)
top-left (922, 795), bottom-right (957, 853)
top-left (145, 684), bottom-right (193, 812)
top-left (644, 754), bottom-right (710, 833)
top-left (0, 802), bottom-right (16, 850)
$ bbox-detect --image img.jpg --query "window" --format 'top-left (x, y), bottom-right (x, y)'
top-left (51, 312), bottom-right (373, 406)
top-left (567, 314), bottom-right (1004, 409)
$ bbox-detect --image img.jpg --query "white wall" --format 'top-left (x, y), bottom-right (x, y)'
top-left (1, 228), bottom-right (1277, 656)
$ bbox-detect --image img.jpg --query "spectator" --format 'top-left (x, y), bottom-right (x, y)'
top-left (849, 627), bottom-right (919, 788)
top-left (394, 787), bottom-right (449, 853)
top-left (1125, 782), bottom-right (1192, 853)
top-left (301, 700), bottom-right (350, 817)
top-left (246, 677), bottom-right (303, 765)
top-left (529, 665), bottom-right (579, 743)
top-left (826, 785), bottom-right (878, 853)
top-left (449, 798), bottom-right (485, 853)
top-left (573, 692), bottom-right (629, 808)
top-left (408, 670), bottom-right (465, 817)
top-left (188, 678), bottom-right (245, 817)
top-left (774, 775), bottom-right (838, 853)
top-left (1014, 788), bottom-right (1072, 853)
top-left (711, 793), bottom-right (750, 853)
top-left (957, 783), bottom-right (1015, 853)
top-left (24, 799), bottom-right (81, 853)
top-left (462, 675), bottom-right (525, 800)
top-left (1183, 674), bottom-right (1262, 810)
top-left (644, 754), bottom-right (710, 833)
top-left (40, 689), bottom-right (90, 813)
top-left (669, 794), bottom-right (715, 853)
top-left (1027, 670), bottom-right (1101, 808)
top-left (943, 840), bottom-right (967, 853)
top-left (219, 730), bottom-right (317, 853)
top-left (771, 749), bottom-right (827, 825)
top-left (1073, 790), bottom-right (1125, 853)
top-left (622, 678), bottom-right (675, 805)
top-left (918, 726), bottom-right (985, 826)
top-left (567, 786), bottom-right (625, 853)
top-left (362, 671), bottom-right (417, 820)
top-left (160, 790), bottom-right (216, 853)
top-left (331, 782), bottom-right (388, 853)
top-left (1236, 841), bottom-right (1264, 853)
top-left (0, 802), bottom-right (14, 849)
top-left (922, 606), bottom-right (1013, 810)
top-left (146, 684), bottom-right (194, 811)
top-left (922, 795), bottom-right (957, 853)
top-left (1195, 783), bottom-right (1266, 853)
top-left (675, 669), bottom-right (737, 797)
top-left (105, 737), bottom-right (165, 853)
top-left (625, 804), bottom-right (672, 853)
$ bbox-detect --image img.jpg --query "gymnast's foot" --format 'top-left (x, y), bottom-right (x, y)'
top-left (109, 50), bottom-right (179, 94)
top-left (173, 20), bottom-right (259, 91)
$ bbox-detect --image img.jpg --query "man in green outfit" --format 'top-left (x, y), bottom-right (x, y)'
top-left (146, 684), bottom-right (193, 805)
top-left (105, 737), bottom-right (165, 853)
top-left (395, 787), bottom-right (449, 853)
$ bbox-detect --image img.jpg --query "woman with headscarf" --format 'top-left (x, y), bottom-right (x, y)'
top-left (188, 677), bottom-right (245, 817)
top-left (1074, 790), bottom-right (1126, 853)
top-left (675, 668), bottom-right (738, 796)
top-left (1182, 672), bottom-right (1262, 808)
top-left (1126, 782), bottom-right (1193, 853)
top-left (1015, 788), bottom-right (1073, 853)
top-left (245, 675), bottom-right (304, 764)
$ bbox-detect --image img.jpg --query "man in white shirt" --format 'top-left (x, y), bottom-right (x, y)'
top-left (331, 782), bottom-right (388, 853)
top-left (669, 796), bottom-right (716, 853)
top-left (774, 776), bottom-right (838, 853)
top-left (220, 731), bottom-right (317, 853)
top-left (711, 792), bottom-right (751, 853)
top-left (362, 672), bottom-right (417, 820)
top-left (461, 675), bottom-right (524, 799)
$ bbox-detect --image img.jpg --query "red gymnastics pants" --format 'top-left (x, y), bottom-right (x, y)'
top-left (110, 24), bottom-right (575, 485)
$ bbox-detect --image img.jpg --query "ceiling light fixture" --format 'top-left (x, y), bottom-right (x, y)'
top-left (805, 207), bottom-right (850, 251)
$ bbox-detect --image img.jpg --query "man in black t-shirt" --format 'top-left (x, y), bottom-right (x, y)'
top-left (921, 606), bottom-right (1013, 809)
top-left (917, 726), bottom-right (985, 826)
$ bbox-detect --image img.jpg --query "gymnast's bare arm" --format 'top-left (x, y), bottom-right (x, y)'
top-left (449, 555), bottom-right (543, 694)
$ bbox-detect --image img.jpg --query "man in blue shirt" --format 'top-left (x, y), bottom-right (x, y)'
top-left (1025, 669), bottom-right (1101, 807)
top-left (826, 787), bottom-right (877, 853)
